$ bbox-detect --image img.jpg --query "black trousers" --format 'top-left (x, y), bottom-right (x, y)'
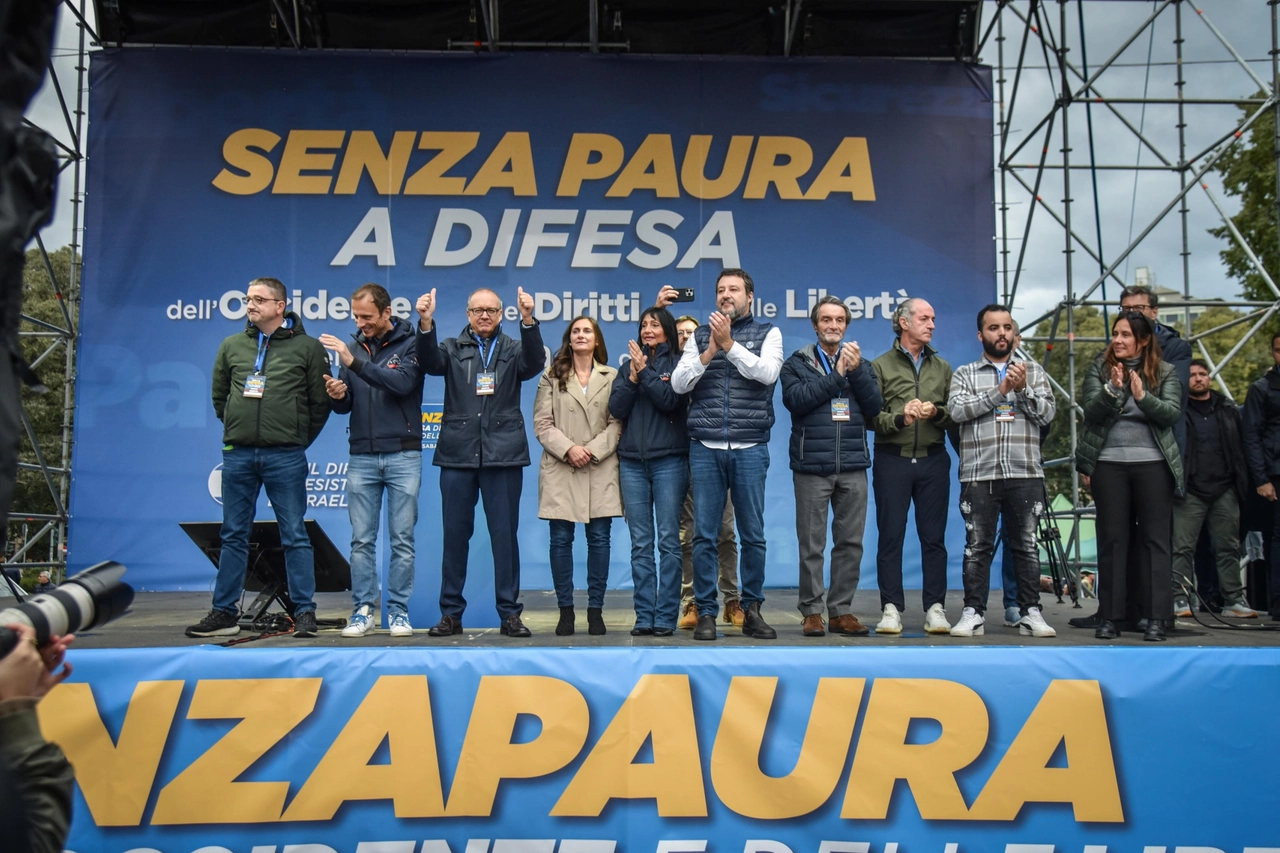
top-left (873, 450), bottom-right (950, 612)
top-left (1093, 460), bottom-right (1174, 622)
top-left (438, 466), bottom-right (524, 620)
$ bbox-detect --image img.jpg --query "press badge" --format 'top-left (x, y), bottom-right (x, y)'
top-left (476, 371), bottom-right (496, 395)
top-left (831, 398), bottom-right (851, 421)
top-left (243, 373), bottom-right (266, 398)
top-left (995, 403), bottom-right (1015, 421)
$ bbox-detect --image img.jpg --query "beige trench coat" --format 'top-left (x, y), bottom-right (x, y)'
top-left (533, 362), bottom-right (623, 522)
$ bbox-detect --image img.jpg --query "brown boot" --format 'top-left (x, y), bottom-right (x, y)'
top-left (678, 601), bottom-right (698, 630)
top-left (724, 599), bottom-right (745, 627)
top-left (829, 614), bottom-right (870, 636)
top-left (802, 614), bottom-right (825, 636)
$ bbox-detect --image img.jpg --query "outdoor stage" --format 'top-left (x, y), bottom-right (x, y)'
top-left (73, 588), bottom-right (1280, 649)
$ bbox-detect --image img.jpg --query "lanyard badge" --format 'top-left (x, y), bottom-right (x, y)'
top-left (243, 333), bottom-right (268, 398)
top-left (476, 335), bottom-right (497, 396)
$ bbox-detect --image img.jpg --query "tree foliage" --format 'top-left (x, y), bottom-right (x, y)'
top-left (10, 246), bottom-right (79, 555)
top-left (1210, 90), bottom-right (1280, 305)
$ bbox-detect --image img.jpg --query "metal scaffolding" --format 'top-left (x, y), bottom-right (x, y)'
top-left (7, 0), bottom-right (89, 580)
top-left (988, 0), bottom-right (1280, 577)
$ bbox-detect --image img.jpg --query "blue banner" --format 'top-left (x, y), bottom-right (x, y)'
top-left (39, 647), bottom-right (1280, 853)
top-left (74, 50), bottom-right (995, 626)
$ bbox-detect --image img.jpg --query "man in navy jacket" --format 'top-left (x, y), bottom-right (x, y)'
top-left (321, 284), bottom-right (425, 638)
top-left (780, 296), bottom-right (883, 636)
top-left (414, 285), bottom-right (544, 637)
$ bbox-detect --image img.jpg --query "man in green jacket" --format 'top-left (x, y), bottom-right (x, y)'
top-left (869, 297), bottom-right (953, 635)
top-left (186, 277), bottom-right (331, 639)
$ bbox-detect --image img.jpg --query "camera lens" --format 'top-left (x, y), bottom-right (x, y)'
top-left (0, 561), bottom-right (133, 653)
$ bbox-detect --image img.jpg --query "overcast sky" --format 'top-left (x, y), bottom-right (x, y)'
top-left (21, 2), bottom-right (1276, 329)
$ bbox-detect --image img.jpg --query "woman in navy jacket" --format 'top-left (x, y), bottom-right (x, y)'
top-left (608, 306), bottom-right (689, 635)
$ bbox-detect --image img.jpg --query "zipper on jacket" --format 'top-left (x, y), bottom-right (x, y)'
top-left (910, 350), bottom-right (921, 463)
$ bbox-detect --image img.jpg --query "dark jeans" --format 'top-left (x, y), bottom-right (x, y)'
top-left (620, 455), bottom-right (688, 630)
top-left (438, 466), bottom-right (524, 620)
top-left (872, 450), bottom-right (950, 612)
top-left (214, 446), bottom-right (315, 615)
top-left (549, 517), bottom-right (612, 610)
top-left (958, 478), bottom-right (1043, 615)
top-left (1172, 490), bottom-right (1244, 606)
top-left (1093, 460), bottom-right (1174, 622)
top-left (689, 442), bottom-right (768, 616)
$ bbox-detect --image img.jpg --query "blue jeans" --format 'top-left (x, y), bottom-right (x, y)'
top-left (214, 446), bottom-right (315, 615)
top-left (347, 450), bottom-right (421, 619)
top-left (549, 517), bottom-right (611, 609)
top-left (620, 455), bottom-right (689, 630)
top-left (689, 442), bottom-right (768, 616)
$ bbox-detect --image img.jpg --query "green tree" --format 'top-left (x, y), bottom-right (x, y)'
top-left (1209, 90), bottom-right (1279, 304)
top-left (1178, 305), bottom-right (1275, 402)
top-left (9, 246), bottom-right (79, 560)
top-left (1024, 305), bottom-right (1108, 503)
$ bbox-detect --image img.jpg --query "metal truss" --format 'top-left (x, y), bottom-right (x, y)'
top-left (6, 0), bottom-right (89, 580)
top-left (989, 0), bottom-right (1280, 576)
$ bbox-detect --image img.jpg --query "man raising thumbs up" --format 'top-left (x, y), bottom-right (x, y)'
top-left (416, 285), bottom-right (545, 637)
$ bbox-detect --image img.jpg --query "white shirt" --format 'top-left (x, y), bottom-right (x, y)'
top-left (671, 323), bottom-right (784, 450)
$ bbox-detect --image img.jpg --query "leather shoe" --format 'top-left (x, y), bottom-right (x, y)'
top-left (802, 614), bottom-right (825, 636)
top-left (1068, 611), bottom-right (1100, 629)
top-left (630, 626), bottom-right (654, 636)
top-left (1143, 618), bottom-right (1167, 642)
top-left (724, 600), bottom-right (745, 627)
top-left (427, 615), bottom-right (463, 636)
top-left (742, 601), bottom-right (777, 639)
top-left (829, 614), bottom-right (870, 636)
top-left (693, 614), bottom-right (718, 641)
top-left (1094, 619), bottom-right (1119, 640)
top-left (652, 627), bottom-right (674, 637)
top-left (500, 614), bottom-right (531, 637)
top-left (678, 601), bottom-right (698, 629)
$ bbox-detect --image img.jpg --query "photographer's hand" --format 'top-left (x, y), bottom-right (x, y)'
top-left (0, 624), bottom-right (44, 702)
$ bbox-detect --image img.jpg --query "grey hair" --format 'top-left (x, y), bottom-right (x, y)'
top-left (891, 298), bottom-right (921, 337)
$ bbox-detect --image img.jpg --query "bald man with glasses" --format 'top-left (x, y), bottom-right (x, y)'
top-left (415, 286), bottom-right (544, 637)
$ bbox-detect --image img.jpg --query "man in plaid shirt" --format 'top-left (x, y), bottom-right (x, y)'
top-left (947, 304), bottom-right (1057, 638)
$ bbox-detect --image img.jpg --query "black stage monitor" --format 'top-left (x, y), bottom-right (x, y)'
top-left (181, 520), bottom-right (350, 628)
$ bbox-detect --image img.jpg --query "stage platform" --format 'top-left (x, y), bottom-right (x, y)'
top-left (72, 588), bottom-right (1280, 649)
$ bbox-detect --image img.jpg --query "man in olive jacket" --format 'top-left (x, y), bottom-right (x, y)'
top-left (869, 297), bottom-right (953, 635)
top-left (187, 277), bottom-right (331, 639)
top-left (415, 285), bottom-right (544, 638)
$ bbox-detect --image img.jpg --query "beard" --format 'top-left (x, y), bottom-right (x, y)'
top-left (982, 338), bottom-right (1011, 360)
top-left (724, 300), bottom-right (750, 321)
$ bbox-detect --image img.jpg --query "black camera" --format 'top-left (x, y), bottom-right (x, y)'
top-left (0, 561), bottom-right (133, 656)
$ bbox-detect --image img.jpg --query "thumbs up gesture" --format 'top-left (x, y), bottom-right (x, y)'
top-left (517, 286), bottom-right (535, 323)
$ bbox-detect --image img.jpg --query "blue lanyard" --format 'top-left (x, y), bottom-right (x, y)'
top-left (994, 359), bottom-right (1009, 385)
top-left (254, 333), bottom-right (268, 374)
top-left (477, 334), bottom-right (498, 370)
top-left (815, 345), bottom-right (838, 375)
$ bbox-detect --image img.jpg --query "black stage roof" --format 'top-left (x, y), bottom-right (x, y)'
top-left (90, 0), bottom-right (981, 60)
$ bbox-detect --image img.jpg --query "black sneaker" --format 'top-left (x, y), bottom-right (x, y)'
top-left (185, 609), bottom-right (240, 638)
top-left (293, 610), bottom-right (318, 638)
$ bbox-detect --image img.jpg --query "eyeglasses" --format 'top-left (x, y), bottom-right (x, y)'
top-left (241, 295), bottom-right (282, 306)
top-left (468, 307), bottom-right (502, 317)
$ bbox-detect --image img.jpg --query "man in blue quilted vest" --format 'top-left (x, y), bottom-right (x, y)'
top-left (672, 268), bottom-right (783, 641)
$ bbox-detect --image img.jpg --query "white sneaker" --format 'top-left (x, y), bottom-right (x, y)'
top-left (341, 605), bottom-right (372, 637)
top-left (924, 603), bottom-right (951, 634)
top-left (389, 614), bottom-right (414, 637)
top-left (875, 603), bottom-right (902, 634)
top-left (1222, 601), bottom-right (1258, 618)
top-left (949, 606), bottom-right (984, 637)
top-left (1003, 605), bottom-right (1021, 627)
top-left (1018, 606), bottom-right (1057, 637)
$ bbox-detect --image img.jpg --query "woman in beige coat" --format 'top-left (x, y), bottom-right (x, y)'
top-left (534, 315), bottom-right (622, 636)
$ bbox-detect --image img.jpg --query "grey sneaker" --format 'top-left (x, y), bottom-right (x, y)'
top-left (1222, 601), bottom-right (1258, 618)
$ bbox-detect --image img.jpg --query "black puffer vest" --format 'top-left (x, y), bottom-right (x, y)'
top-left (686, 316), bottom-right (775, 444)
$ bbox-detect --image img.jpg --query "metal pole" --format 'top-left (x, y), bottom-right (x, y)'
top-left (998, 3), bottom-right (1009, 305)
top-left (1273, 1), bottom-right (1280, 282)
top-left (1176, 1), bottom-right (1192, 335)
top-left (589, 0), bottom-right (598, 53)
top-left (1058, 0), bottom-right (1080, 559)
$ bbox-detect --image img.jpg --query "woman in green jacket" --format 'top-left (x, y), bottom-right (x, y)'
top-left (1076, 310), bottom-right (1184, 642)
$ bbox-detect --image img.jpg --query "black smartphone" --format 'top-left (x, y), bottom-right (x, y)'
top-left (672, 287), bottom-right (695, 303)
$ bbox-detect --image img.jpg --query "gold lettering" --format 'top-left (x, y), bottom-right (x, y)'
top-left (463, 131), bottom-right (538, 196)
top-left (557, 133), bottom-right (625, 196)
top-left (403, 132), bottom-right (481, 195)
top-left (334, 131), bottom-right (418, 195)
top-left (742, 136), bottom-right (814, 200)
top-left (681, 135), bottom-right (754, 200)
top-left (804, 137), bottom-right (876, 201)
top-left (606, 134), bottom-right (680, 198)
top-left (272, 130), bottom-right (346, 194)
top-left (212, 128), bottom-right (280, 195)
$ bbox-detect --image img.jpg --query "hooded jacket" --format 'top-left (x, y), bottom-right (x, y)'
top-left (211, 311), bottom-right (330, 448)
top-left (608, 341), bottom-right (688, 460)
top-left (329, 316), bottom-right (425, 454)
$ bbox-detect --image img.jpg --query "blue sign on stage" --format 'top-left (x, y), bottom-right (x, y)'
top-left (74, 49), bottom-right (995, 628)
top-left (39, 647), bottom-right (1280, 853)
